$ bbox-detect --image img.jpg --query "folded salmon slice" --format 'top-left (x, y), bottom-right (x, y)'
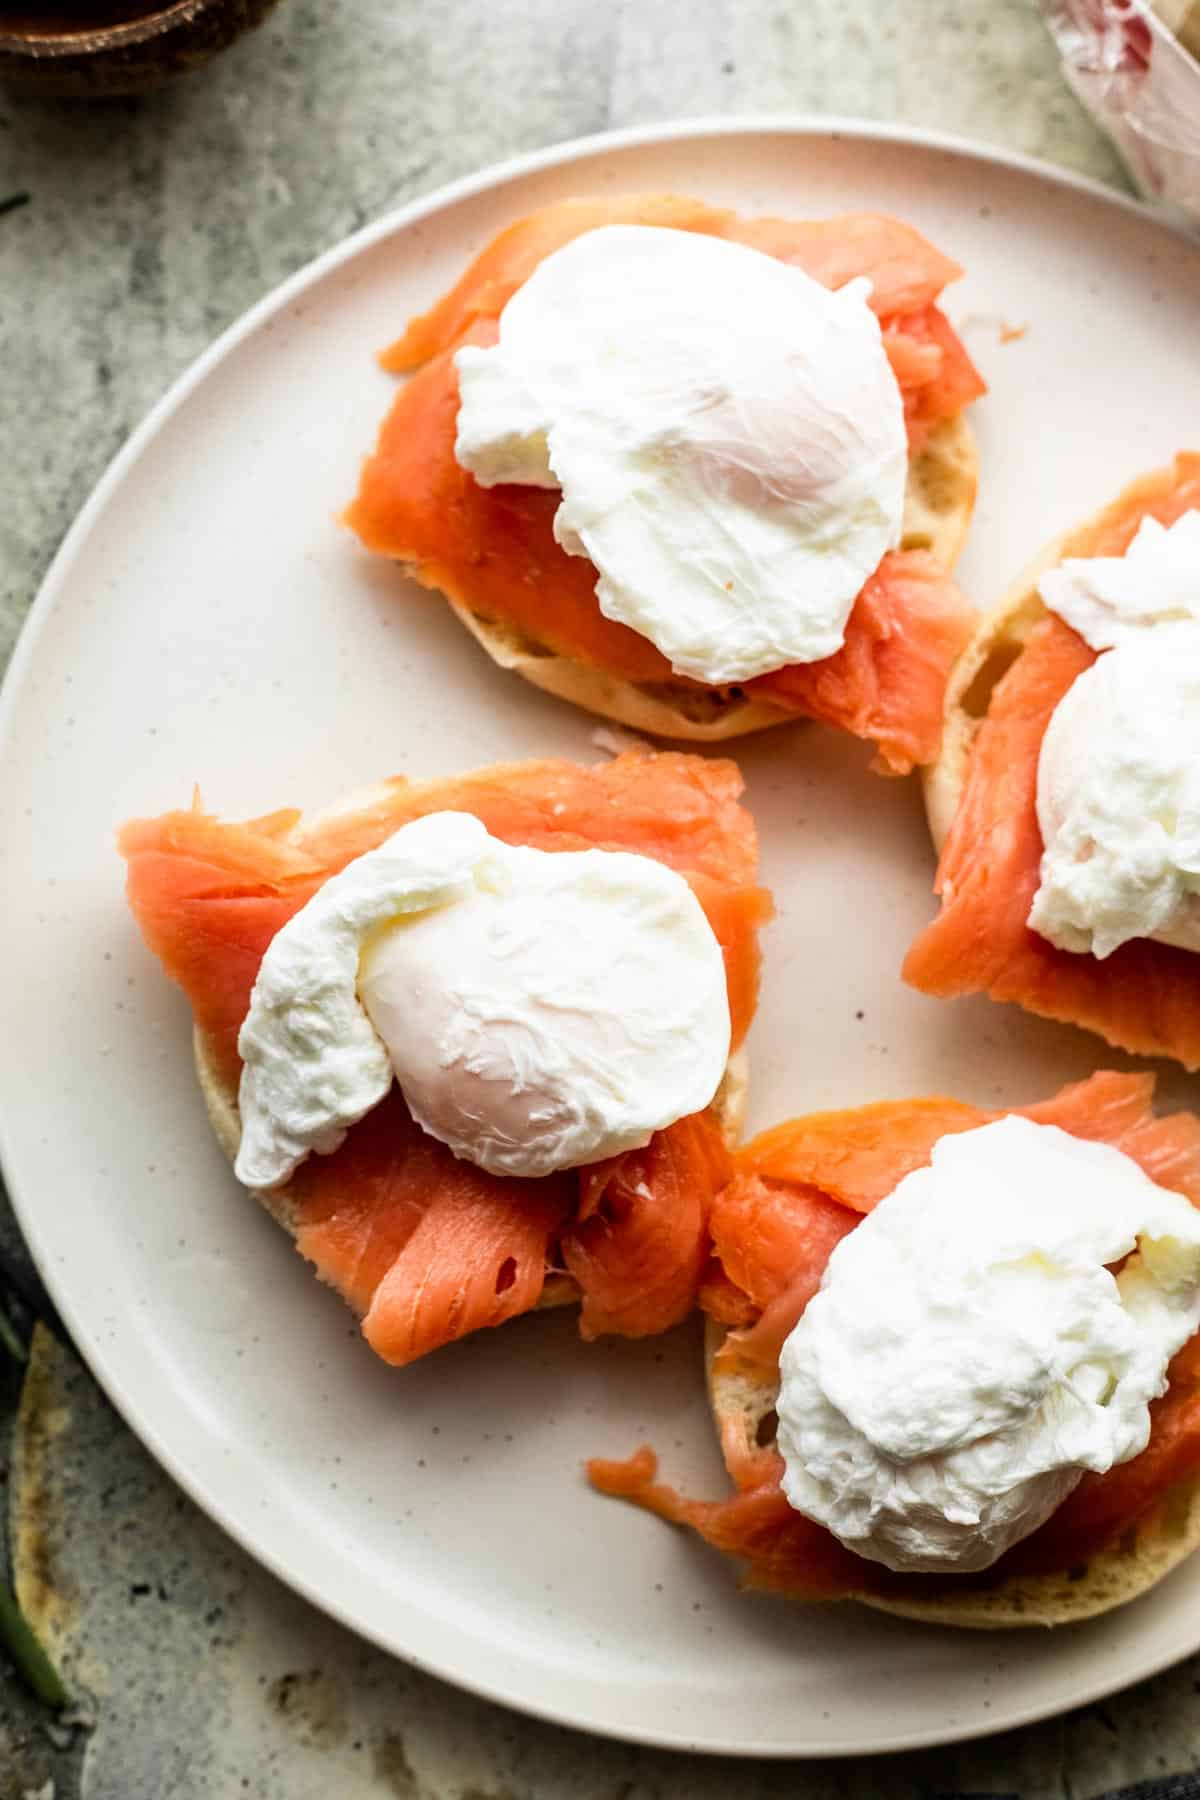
top-left (384, 194), bottom-right (968, 371)
top-left (904, 452), bottom-right (1200, 1064)
top-left (588, 1444), bottom-right (868, 1600)
top-left (345, 196), bottom-right (983, 776)
top-left (283, 1090), bottom-right (731, 1363)
top-left (701, 1070), bottom-right (1200, 1400)
top-left (564, 1109), bottom-right (734, 1340)
top-left (590, 1072), bottom-right (1200, 1597)
top-left (744, 551), bottom-right (977, 775)
top-left (120, 752), bottom-right (770, 1366)
top-left (285, 1086), bottom-right (575, 1354)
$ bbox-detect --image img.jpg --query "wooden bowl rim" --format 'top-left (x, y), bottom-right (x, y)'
top-left (0, 0), bottom-right (231, 58)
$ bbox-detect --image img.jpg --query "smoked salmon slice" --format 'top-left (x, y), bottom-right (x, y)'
top-left (345, 196), bottom-right (984, 776)
top-left (588, 1446), bottom-right (869, 1600)
top-left (120, 753), bottom-right (771, 1367)
top-left (700, 1071), bottom-right (1200, 1391)
top-left (564, 1109), bottom-right (734, 1341)
top-left (590, 1072), bottom-right (1200, 1597)
top-left (286, 1087), bottom-right (575, 1355)
top-left (904, 453), bottom-right (1200, 1064)
top-left (382, 195), bottom-right (968, 373)
top-left (744, 551), bottom-right (977, 776)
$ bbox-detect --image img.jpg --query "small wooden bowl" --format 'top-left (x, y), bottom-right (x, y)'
top-left (0, 0), bottom-right (283, 96)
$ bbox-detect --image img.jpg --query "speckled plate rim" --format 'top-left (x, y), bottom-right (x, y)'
top-left (2, 116), bottom-right (1200, 1758)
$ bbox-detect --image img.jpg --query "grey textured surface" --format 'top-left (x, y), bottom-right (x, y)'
top-left (12, 1328), bottom-right (1200, 1800)
top-left (0, 1), bottom-right (1183, 1794)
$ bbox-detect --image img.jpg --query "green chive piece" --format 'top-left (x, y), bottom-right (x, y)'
top-left (0, 1580), bottom-right (68, 1708)
top-left (0, 1306), bottom-right (28, 1365)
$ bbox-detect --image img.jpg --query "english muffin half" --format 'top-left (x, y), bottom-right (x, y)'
top-left (906, 452), bottom-right (1200, 1067)
top-left (120, 752), bottom-right (769, 1365)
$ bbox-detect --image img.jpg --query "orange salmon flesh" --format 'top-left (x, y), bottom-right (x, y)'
top-left (904, 453), bottom-right (1200, 1066)
top-left (589, 1072), bottom-right (1200, 1600)
top-left (344, 194), bottom-right (985, 775)
top-left (120, 752), bottom-right (771, 1367)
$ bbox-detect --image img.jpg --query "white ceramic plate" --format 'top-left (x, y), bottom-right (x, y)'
top-left (3, 120), bottom-right (1200, 1758)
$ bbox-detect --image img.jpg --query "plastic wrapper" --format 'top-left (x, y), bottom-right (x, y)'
top-left (1039, 0), bottom-right (1200, 230)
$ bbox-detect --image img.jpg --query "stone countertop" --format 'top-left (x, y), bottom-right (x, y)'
top-left (0, 3), bottom-right (1188, 1796)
